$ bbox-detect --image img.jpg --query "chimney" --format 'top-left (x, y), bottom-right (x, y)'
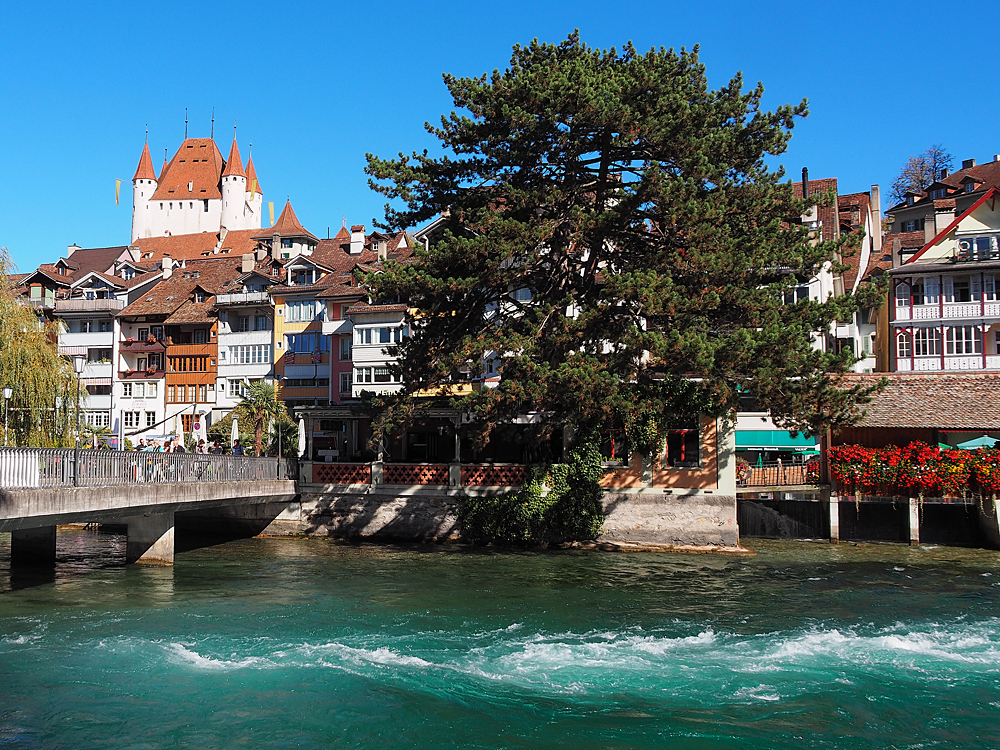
top-left (67, 244), bottom-right (80, 258)
top-left (180, 258), bottom-right (186, 269)
top-left (241, 253), bottom-right (255, 273)
top-left (962, 158), bottom-right (976, 170)
top-left (940, 168), bottom-right (950, 179)
top-left (802, 167), bottom-right (810, 198)
top-left (994, 155), bottom-right (1000, 163)
top-left (870, 185), bottom-right (883, 255)
top-left (350, 225), bottom-right (365, 255)
top-left (256, 245), bottom-right (267, 262)
top-left (162, 255), bottom-right (173, 279)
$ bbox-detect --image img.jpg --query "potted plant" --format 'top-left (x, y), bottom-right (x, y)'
top-left (145, 336), bottom-right (156, 344)
top-left (125, 336), bottom-right (135, 344)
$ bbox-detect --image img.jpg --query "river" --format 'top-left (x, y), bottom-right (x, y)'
top-left (1, 530), bottom-right (999, 748)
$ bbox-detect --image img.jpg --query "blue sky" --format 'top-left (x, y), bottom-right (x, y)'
top-left (3, 0), bottom-right (997, 270)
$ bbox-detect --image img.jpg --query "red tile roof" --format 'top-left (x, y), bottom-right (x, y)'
top-left (133, 142), bottom-right (157, 182)
top-left (841, 373), bottom-right (1000, 430)
top-left (837, 191), bottom-right (872, 289)
top-left (793, 178), bottom-right (839, 243)
top-left (252, 200), bottom-right (317, 241)
top-left (885, 159), bottom-right (1000, 213)
top-left (118, 257), bottom-right (246, 319)
top-left (221, 138), bottom-right (245, 178)
top-left (151, 138), bottom-right (225, 201)
top-left (246, 155), bottom-right (262, 195)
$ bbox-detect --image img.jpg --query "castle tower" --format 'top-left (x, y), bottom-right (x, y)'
top-left (245, 149), bottom-right (263, 230)
top-left (220, 137), bottom-right (247, 230)
top-left (131, 141), bottom-right (158, 241)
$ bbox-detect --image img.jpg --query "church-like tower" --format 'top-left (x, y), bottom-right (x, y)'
top-left (131, 142), bottom-right (158, 241)
top-left (220, 137), bottom-right (247, 231)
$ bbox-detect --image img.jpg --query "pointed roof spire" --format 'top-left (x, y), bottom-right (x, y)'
top-left (245, 148), bottom-right (262, 195)
top-left (253, 199), bottom-right (318, 241)
top-left (221, 137), bottom-right (246, 178)
top-left (133, 142), bottom-right (157, 181)
top-left (160, 148), bottom-right (169, 181)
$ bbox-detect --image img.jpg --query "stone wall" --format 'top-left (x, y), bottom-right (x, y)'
top-left (230, 487), bottom-right (741, 548)
top-left (600, 491), bottom-right (739, 547)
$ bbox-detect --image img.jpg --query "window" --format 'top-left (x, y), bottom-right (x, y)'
top-left (966, 182), bottom-right (976, 193)
top-left (137, 358), bottom-right (147, 371)
top-left (228, 345), bottom-right (272, 364)
top-left (281, 239), bottom-right (293, 249)
top-left (238, 315), bottom-right (251, 332)
top-left (134, 383), bottom-right (145, 398)
top-left (86, 384), bottom-right (111, 396)
top-left (913, 327), bottom-right (941, 357)
top-left (168, 385), bottom-right (176, 402)
top-left (193, 329), bottom-right (206, 344)
top-left (88, 348), bottom-right (111, 363)
top-left (930, 188), bottom-right (947, 200)
top-left (783, 285), bottom-right (810, 305)
top-left (138, 328), bottom-right (149, 341)
top-left (286, 333), bottom-right (327, 353)
top-left (665, 422), bottom-right (700, 468)
top-left (99, 319), bottom-right (112, 332)
top-left (147, 383), bottom-right (157, 398)
top-left (355, 367), bottom-right (372, 384)
top-left (290, 269), bottom-right (314, 286)
top-left (122, 382), bottom-right (133, 398)
top-left (514, 287), bottom-right (533, 302)
top-left (283, 378), bottom-right (330, 387)
top-left (896, 330), bottom-right (912, 359)
top-left (177, 385), bottom-right (187, 402)
top-left (374, 367), bottom-right (393, 383)
top-left (285, 300), bottom-right (320, 322)
top-left (356, 326), bottom-right (406, 345)
top-left (123, 411), bottom-right (140, 428)
top-left (199, 384), bottom-right (207, 402)
top-left (340, 372), bottom-right (352, 393)
top-left (168, 356), bottom-right (209, 372)
top-left (946, 326), bottom-right (982, 355)
top-left (943, 277), bottom-right (971, 303)
top-left (229, 379), bottom-right (245, 398)
top-left (145, 412), bottom-right (156, 428)
top-left (599, 428), bottom-right (630, 465)
top-left (148, 354), bottom-right (162, 371)
top-left (195, 291), bottom-right (206, 303)
top-left (182, 414), bottom-right (193, 432)
top-left (86, 412), bottom-right (110, 428)
top-left (255, 315), bottom-right (268, 331)
top-left (340, 337), bottom-right (352, 361)
top-left (895, 282), bottom-right (910, 308)
top-left (151, 326), bottom-right (164, 341)
top-left (913, 278), bottom-right (939, 305)
top-left (203, 199), bottom-right (209, 212)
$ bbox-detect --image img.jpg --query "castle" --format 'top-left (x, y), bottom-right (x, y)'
top-left (131, 136), bottom-right (263, 242)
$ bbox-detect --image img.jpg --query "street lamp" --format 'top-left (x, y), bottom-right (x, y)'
top-left (73, 355), bottom-right (85, 448)
top-left (3, 386), bottom-right (12, 447)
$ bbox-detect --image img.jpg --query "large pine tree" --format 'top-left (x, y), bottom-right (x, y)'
top-left (364, 33), bottom-right (880, 449)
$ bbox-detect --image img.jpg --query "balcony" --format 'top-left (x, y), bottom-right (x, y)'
top-left (61, 331), bottom-right (114, 348)
top-left (895, 301), bottom-right (1000, 321)
top-left (119, 369), bottom-right (165, 380)
top-left (215, 291), bottom-right (271, 306)
top-left (120, 338), bottom-right (167, 353)
top-left (896, 355), bottom-right (1000, 372)
top-left (54, 298), bottom-right (125, 313)
top-left (322, 319), bottom-right (353, 336)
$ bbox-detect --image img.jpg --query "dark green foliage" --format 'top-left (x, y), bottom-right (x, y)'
top-left (459, 443), bottom-right (605, 545)
top-left (365, 32), bottom-right (881, 445)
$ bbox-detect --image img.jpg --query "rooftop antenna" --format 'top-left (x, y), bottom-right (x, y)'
top-left (234, 119), bottom-right (237, 140)
top-left (211, 107), bottom-right (215, 139)
top-left (144, 124), bottom-right (148, 144)
top-left (342, 216), bottom-right (347, 228)
top-left (185, 108), bottom-right (188, 139)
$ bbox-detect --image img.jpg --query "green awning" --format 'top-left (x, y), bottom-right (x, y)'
top-left (736, 430), bottom-right (818, 449)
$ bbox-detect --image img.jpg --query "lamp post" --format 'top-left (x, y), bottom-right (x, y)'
top-left (3, 386), bottom-right (11, 447)
top-left (73, 356), bottom-right (85, 484)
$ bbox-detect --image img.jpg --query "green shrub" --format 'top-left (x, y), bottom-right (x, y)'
top-left (459, 442), bottom-right (605, 546)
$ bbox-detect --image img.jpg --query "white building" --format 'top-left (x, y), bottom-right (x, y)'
top-left (131, 137), bottom-right (263, 242)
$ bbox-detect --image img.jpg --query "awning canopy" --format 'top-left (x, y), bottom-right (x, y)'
top-left (736, 430), bottom-right (818, 450)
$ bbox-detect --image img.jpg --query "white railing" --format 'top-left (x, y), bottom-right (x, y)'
top-left (215, 292), bottom-right (271, 305)
top-left (944, 356), bottom-right (985, 370)
top-left (0, 448), bottom-right (297, 489)
top-left (913, 304), bottom-right (941, 320)
top-left (943, 302), bottom-right (983, 319)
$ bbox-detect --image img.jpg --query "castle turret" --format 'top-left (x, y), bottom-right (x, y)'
top-left (131, 141), bottom-right (158, 241)
top-left (220, 137), bottom-right (247, 230)
top-left (245, 150), bottom-right (263, 230)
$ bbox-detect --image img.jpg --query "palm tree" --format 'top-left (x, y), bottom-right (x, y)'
top-left (235, 380), bottom-right (284, 456)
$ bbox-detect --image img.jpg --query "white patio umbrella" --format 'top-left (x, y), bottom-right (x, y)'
top-left (231, 415), bottom-right (239, 447)
top-left (298, 417), bottom-right (307, 458)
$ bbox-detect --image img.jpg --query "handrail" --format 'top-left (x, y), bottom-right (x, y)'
top-left (738, 461), bottom-right (818, 488)
top-left (0, 447), bottom-right (298, 489)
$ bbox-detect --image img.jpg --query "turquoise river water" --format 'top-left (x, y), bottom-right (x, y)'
top-left (2, 531), bottom-right (1000, 748)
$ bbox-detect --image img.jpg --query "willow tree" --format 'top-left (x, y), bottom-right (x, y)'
top-left (0, 247), bottom-right (81, 447)
top-left (364, 33), bottom-right (881, 449)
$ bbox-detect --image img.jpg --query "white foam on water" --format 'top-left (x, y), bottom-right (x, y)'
top-left (165, 643), bottom-right (275, 671)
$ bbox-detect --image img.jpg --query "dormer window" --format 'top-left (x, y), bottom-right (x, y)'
top-left (930, 188), bottom-right (947, 200)
top-left (906, 196), bottom-right (914, 206)
top-left (966, 182), bottom-right (976, 193)
top-left (281, 239), bottom-right (293, 249)
top-left (195, 291), bottom-right (206, 303)
top-left (290, 269), bottom-right (314, 286)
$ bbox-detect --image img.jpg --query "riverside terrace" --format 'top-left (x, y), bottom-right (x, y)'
top-left (0, 449), bottom-right (298, 565)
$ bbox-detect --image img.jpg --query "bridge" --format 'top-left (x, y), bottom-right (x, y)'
top-left (0, 448), bottom-right (298, 565)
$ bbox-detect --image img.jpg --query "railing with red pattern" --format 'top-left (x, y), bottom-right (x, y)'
top-left (312, 463), bottom-right (372, 485)
top-left (383, 463), bottom-right (450, 486)
top-left (461, 464), bottom-right (528, 487)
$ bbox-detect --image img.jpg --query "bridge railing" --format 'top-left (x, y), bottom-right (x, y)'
top-left (0, 448), bottom-right (297, 489)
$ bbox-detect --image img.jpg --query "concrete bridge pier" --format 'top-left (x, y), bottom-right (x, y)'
top-left (828, 492), bottom-right (839, 544)
top-left (10, 526), bottom-right (56, 564)
top-left (909, 497), bottom-right (921, 546)
top-left (123, 512), bottom-right (175, 565)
